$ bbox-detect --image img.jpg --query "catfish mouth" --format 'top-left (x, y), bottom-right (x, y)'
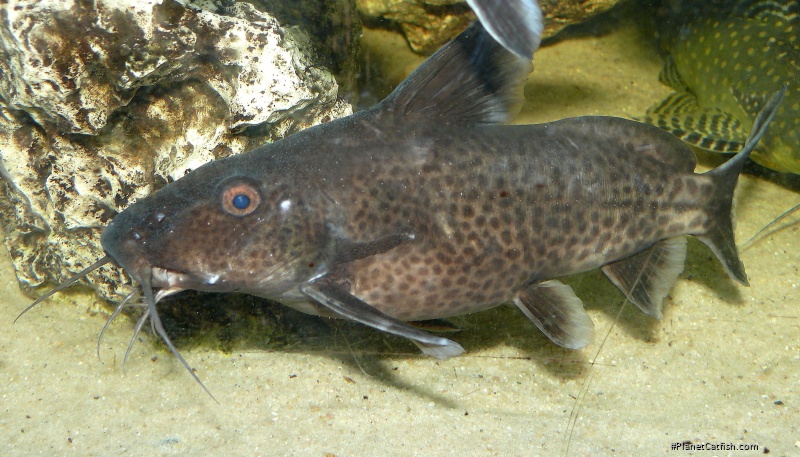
top-left (151, 266), bottom-right (188, 298)
top-left (149, 264), bottom-right (245, 298)
top-left (149, 265), bottom-right (230, 298)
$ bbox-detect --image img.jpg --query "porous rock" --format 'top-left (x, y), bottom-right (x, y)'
top-left (357, 0), bottom-right (623, 54)
top-left (0, 0), bottom-right (359, 302)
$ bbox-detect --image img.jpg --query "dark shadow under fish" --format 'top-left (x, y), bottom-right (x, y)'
top-left (643, 0), bottom-right (799, 174)
top-left (18, 13), bottom-right (785, 394)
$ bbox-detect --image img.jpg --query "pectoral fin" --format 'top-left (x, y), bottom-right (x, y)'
top-left (513, 280), bottom-right (594, 349)
top-left (641, 83), bottom-right (747, 154)
top-left (601, 237), bottom-right (687, 319)
top-left (300, 279), bottom-right (465, 360)
top-left (333, 232), bottom-right (415, 264)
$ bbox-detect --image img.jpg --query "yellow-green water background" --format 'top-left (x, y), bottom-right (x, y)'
top-left (1, 14), bottom-right (798, 457)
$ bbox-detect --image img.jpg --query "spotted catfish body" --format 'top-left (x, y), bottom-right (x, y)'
top-left (94, 16), bottom-right (784, 359)
top-left (21, 18), bottom-right (783, 386)
top-left (644, 0), bottom-right (799, 173)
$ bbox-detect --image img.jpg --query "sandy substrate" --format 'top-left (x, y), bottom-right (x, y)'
top-left (2, 18), bottom-right (799, 457)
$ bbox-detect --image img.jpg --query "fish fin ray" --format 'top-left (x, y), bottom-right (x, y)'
top-left (601, 237), bottom-right (687, 319)
top-left (378, 21), bottom-right (533, 125)
top-left (740, 0), bottom-right (800, 24)
top-left (513, 280), bottom-right (594, 349)
top-left (658, 55), bottom-right (689, 92)
top-left (466, 0), bottom-right (543, 59)
top-left (301, 278), bottom-right (465, 359)
top-left (642, 92), bottom-right (747, 153)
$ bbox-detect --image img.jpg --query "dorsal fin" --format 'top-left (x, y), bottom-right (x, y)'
top-left (466, 0), bottom-right (543, 60)
top-left (378, 21), bottom-right (536, 125)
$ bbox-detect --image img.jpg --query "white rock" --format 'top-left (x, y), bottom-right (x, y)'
top-left (0, 0), bottom-right (358, 301)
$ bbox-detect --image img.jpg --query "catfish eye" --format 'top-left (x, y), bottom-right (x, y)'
top-left (221, 181), bottom-right (261, 216)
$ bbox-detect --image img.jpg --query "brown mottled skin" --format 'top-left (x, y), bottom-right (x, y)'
top-left (97, 21), bottom-right (781, 360)
top-left (110, 115), bottom-right (705, 312)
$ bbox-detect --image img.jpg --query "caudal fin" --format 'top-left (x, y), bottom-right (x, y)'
top-left (700, 86), bottom-right (786, 285)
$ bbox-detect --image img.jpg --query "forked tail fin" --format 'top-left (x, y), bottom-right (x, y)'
top-left (699, 86), bottom-right (786, 285)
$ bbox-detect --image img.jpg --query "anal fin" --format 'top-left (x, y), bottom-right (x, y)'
top-left (301, 278), bottom-right (465, 360)
top-left (513, 280), bottom-right (594, 349)
top-left (601, 237), bottom-right (687, 319)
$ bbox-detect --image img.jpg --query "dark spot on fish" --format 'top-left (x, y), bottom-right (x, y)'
top-left (500, 229), bottom-right (513, 245)
top-left (686, 179), bottom-right (698, 194)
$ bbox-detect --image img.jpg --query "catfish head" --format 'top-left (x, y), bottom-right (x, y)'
top-left (13, 146), bottom-right (343, 401)
top-left (101, 150), bottom-right (339, 303)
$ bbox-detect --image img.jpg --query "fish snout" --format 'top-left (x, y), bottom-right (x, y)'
top-left (100, 203), bottom-right (175, 280)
